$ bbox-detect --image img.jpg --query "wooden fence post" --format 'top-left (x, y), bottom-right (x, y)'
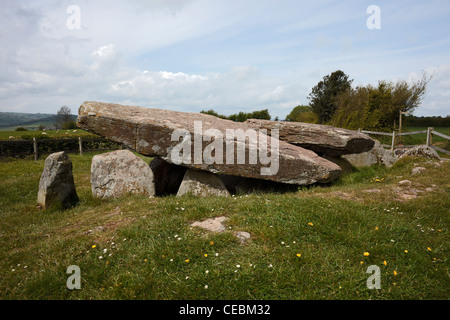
top-left (33, 137), bottom-right (38, 161)
top-left (390, 131), bottom-right (396, 152)
top-left (426, 127), bottom-right (433, 146)
top-left (78, 137), bottom-right (83, 156)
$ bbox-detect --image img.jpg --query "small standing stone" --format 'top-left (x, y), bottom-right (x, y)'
top-left (37, 151), bottom-right (79, 210)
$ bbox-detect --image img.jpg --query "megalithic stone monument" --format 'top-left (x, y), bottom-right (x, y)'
top-left (77, 101), bottom-right (342, 185)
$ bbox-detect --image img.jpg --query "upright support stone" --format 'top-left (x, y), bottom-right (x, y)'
top-left (37, 151), bottom-right (79, 210)
top-left (91, 150), bottom-right (155, 199)
top-left (177, 169), bottom-right (230, 197)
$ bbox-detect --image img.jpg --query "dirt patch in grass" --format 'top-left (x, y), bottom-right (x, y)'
top-left (57, 205), bottom-right (140, 242)
top-left (323, 182), bottom-right (438, 203)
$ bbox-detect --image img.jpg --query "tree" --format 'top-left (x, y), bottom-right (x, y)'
top-left (62, 120), bottom-right (78, 129)
top-left (331, 72), bottom-right (431, 131)
top-left (285, 105), bottom-right (318, 123)
top-left (308, 70), bottom-right (353, 123)
top-left (55, 106), bottom-right (73, 129)
top-left (200, 109), bottom-right (228, 119)
top-left (200, 108), bottom-right (271, 122)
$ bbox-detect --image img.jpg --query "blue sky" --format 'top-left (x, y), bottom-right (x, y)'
top-left (0, 0), bottom-right (449, 119)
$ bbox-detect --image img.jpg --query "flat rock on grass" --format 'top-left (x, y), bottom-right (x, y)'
top-left (190, 216), bottom-right (229, 233)
top-left (190, 216), bottom-right (252, 244)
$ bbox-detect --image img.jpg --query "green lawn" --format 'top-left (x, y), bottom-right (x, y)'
top-left (0, 129), bottom-right (96, 141)
top-left (399, 127), bottom-right (449, 146)
top-left (0, 152), bottom-right (448, 300)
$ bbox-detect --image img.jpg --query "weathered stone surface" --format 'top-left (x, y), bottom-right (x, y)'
top-left (398, 180), bottom-right (412, 186)
top-left (37, 151), bottom-right (78, 210)
top-left (191, 216), bottom-right (228, 232)
top-left (343, 140), bottom-right (396, 168)
top-left (411, 166), bottom-right (426, 175)
top-left (150, 157), bottom-right (187, 195)
top-left (244, 119), bottom-right (375, 156)
top-left (399, 145), bottom-right (441, 161)
top-left (220, 174), bottom-right (298, 195)
top-left (177, 169), bottom-right (230, 197)
top-left (77, 101), bottom-right (341, 185)
top-left (91, 150), bottom-right (155, 198)
top-left (322, 155), bottom-right (354, 174)
top-left (235, 231), bottom-right (251, 244)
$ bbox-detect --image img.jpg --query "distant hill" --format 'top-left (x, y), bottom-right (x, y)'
top-left (0, 112), bottom-right (77, 131)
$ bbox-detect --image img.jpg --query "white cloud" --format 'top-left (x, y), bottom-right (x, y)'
top-left (0, 0), bottom-right (449, 120)
top-left (416, 65), bottom-right (450, 116)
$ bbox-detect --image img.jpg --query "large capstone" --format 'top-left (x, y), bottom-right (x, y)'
top-left (77, 101), bottom-right (342, 186)
top-left (244, 119), bottom-right (375, 157)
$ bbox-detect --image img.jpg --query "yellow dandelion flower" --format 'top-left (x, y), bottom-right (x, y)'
top-left (363, 252), bottom-right (370, 256)
top-left (360, 261), bottom-right (364, 264)
top-left (308, 222), bottom-right (314, 226)
top-left (210, 241), bottom-right (214, 245)
top-left (374, 227), bottom-right (379, 231)
top-left (296, 253), bottom-right (301, 258)
top-left (427, 247), bottom-right (432, 251)
top-left (185, 259), bottom-right (190, 263)
top-left (404, 250), bottom-right (408, 253)
top-left (383, 260), bottom-right (387, 266)
top-left (144, 259), bottom-right (147, 262)
top-left (91, 245), bottom-right (96, 249)
top-left (204, 254), bottom-right (208, 258)
top-left (393, 270), bottom-right (398, 276)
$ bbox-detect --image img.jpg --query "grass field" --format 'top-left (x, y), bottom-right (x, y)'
top-left (0, 129), bottom-right (96, 140)
top-left (0, 151), bottom-right (449, 300)
top-left (398, 127), bottom-right (449, 146)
